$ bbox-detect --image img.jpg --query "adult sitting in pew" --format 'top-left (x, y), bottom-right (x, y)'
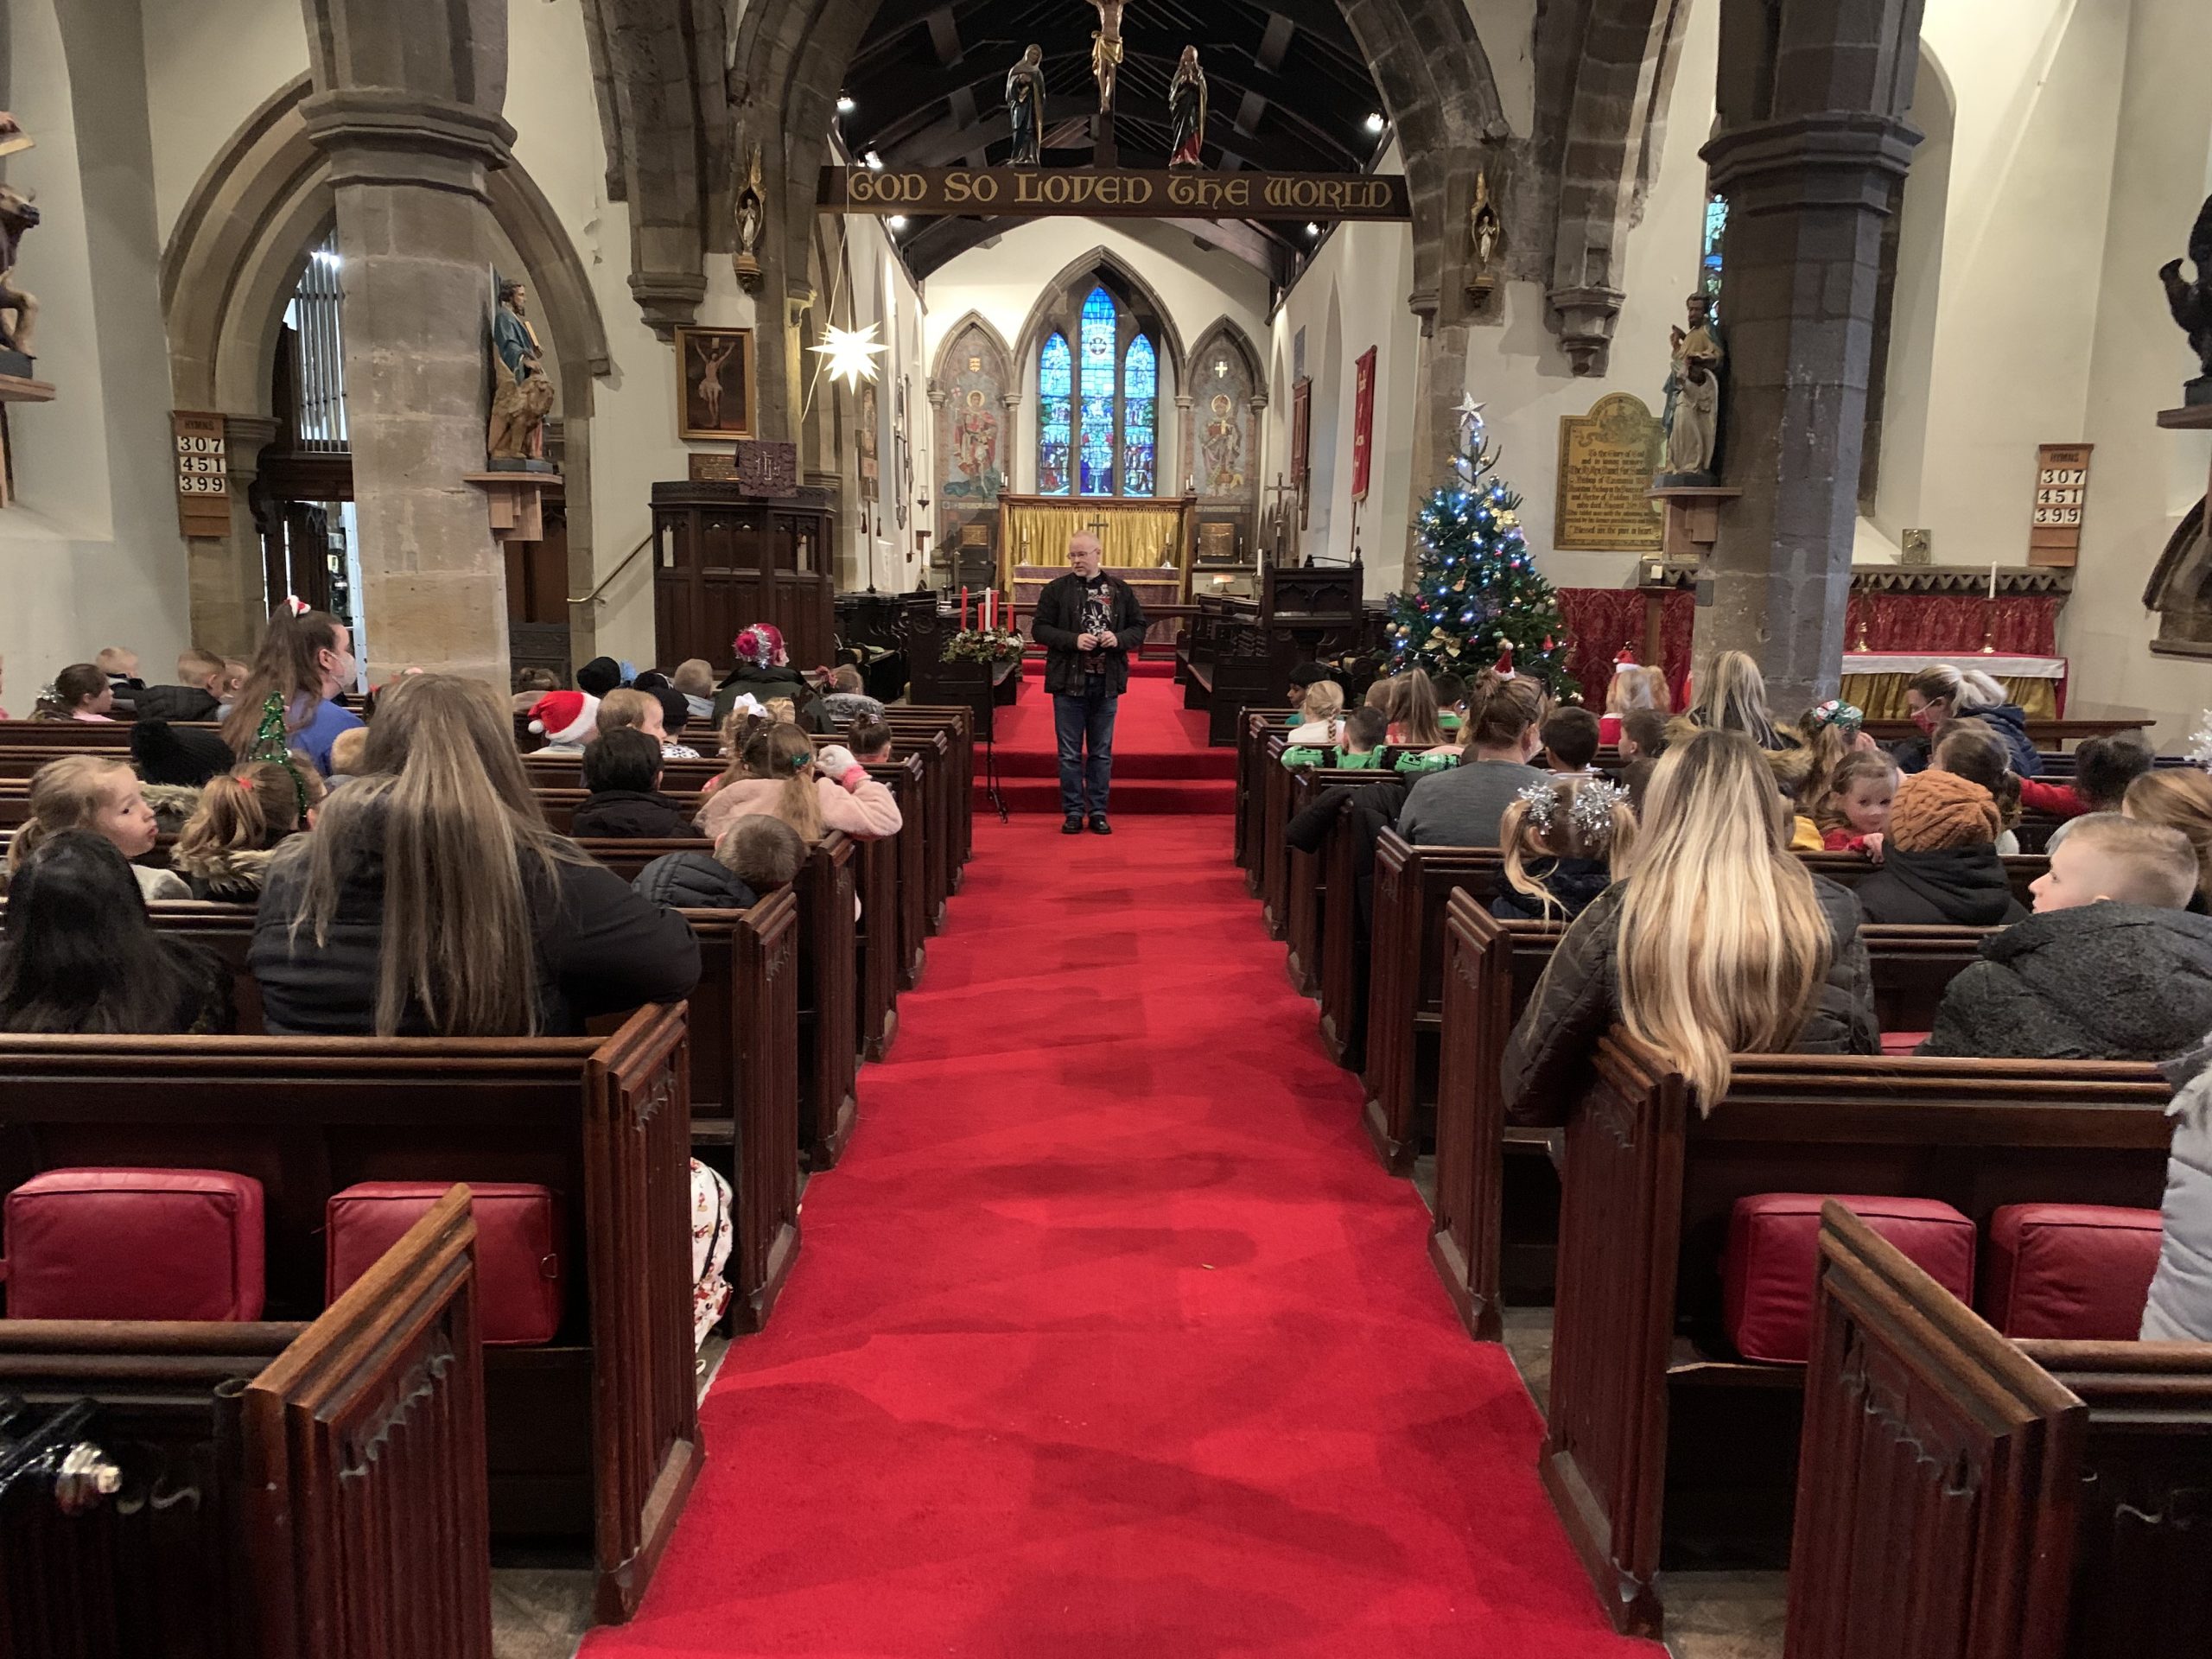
top-left (1503, 730), bottom-right (1877, 1122)
top-left (573, 726), bottom-right (696, 838)
top-left (1852, 766), bottom-right (2027, 926)
top-left (1676, 648), bottom-right (1790, 752)
top-left (172, 760), bottom-right (324, 902)
top-left (218, 606), bottom-right (361, 776)
top-left (2126, 766), bottom-right (2212, 912)
top-left (1396, 674), bottom-right (1548, 846)
top-left (1893, 660), bottom-right (2041, 777)
top-left (5, 753), bottom-right (189, 901)
top-left (251, 674), bottom-right (699, 1037)
top-left (1922, 815), bottom-right (2212, 1062)
top-left (693, 722), bottom-right (902, 846)
top-left (0, 831), bottom-right (232, 1033)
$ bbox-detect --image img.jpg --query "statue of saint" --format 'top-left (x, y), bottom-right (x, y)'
top-left (1167, 47), bottom-right (1207, 168)
top-left (487, 276), bottom-right (555, 464)
top-left (1089, 0), bottom-right (1126, 115)
top-left (733, 144), bottom-right (766, 290)
top-left (2160, 193), bottom-right (2212, 404)
top-left (1659, 292), bottom-right (1724, 482)
top-left (1005, 45), bottom-right (1046, 167)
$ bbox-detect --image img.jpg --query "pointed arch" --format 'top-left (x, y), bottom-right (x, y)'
top-left (1012, 245), bottom-right (1187, 378)
top-left (1185, 319), bottom-right (1263, 510)
top-left (927, 309), bottom-right (1013, 391)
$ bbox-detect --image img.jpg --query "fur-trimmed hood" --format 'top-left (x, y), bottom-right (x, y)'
top-left (171, 843), bottom-right (280, 903)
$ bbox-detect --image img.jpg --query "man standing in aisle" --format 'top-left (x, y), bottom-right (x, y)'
top-left (1032, 531), bottom-right (1147, 835)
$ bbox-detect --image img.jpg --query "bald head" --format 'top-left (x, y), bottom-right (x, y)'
top-left (1068, 534), bottom-right (1103, 576)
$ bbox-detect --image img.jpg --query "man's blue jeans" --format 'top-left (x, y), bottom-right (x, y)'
top-left (1052, 680), bottom-right (1119, 818)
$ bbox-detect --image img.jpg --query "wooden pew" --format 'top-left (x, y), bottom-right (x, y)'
top-left (1538, 1038), bottom-right (2171, 1637)
top-left (1430, 900), bottom-right (1999, 1340)
top-left (576, 836), bottom-right (859, 1168)
top-left (1284, 768), bottom-right (1405, 1043)
top-left (0, 1186), bottom-right (493, 1654)
top-left (1361, 836), bottom-right (2053, 1173)
top-left (1235, 706), bottom-right (1296, 885)
top-left (0, 1008), bottom-right (698, 1624)
top-left (1789, 1203), bottom-right (2212, 1659)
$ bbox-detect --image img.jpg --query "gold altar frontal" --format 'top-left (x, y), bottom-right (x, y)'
top-left (996, 493), bottom-right (1198, 597)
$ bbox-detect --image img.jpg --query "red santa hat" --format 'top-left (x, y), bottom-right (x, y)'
top-left (529, 690), bottom-right (600, 745)
top-left (1612, 647), bottom-right (1639, 671)
top-left (1492, 639), bottom-right (1516, 679)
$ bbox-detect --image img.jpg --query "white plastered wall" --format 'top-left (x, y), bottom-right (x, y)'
top-left (0, 0), bottom-right (194, 707)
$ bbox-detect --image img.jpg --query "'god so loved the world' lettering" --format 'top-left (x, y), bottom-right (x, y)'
top-left (825, 167), bottom-right (1410, 222)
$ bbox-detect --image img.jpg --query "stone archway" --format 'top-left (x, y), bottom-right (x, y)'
top-left (162, 74), bottom-right (612, 656)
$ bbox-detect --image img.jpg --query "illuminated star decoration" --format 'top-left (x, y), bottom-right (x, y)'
top-left (812, 322), bottom-right (887, 388)
top-left (1454, 394), bottom-right (1486, 442)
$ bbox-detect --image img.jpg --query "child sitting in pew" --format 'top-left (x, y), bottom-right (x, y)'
top-left (572, 727), bottom-right (695, 839)
top-left (1433, 672), bottom-right (1466, 735)
top-left (1538, 706), bottom-right (1603, 779)
top-left (598, 687), bottom-right (701, 760)
top-left (848, 716), bottom-right (895, 766)
top-left (1281, 702), bottom-right (1388, 770)
top-left (692, 721), bottom-right (903, 847)
top-left (327, 725), bottom-right (368, 779)
top-left (31, 664), bottom-right (118, 723)
top-left (720, 815), bottom-right (805, 898)
top-left (1492, 777), bottom-right (1636, 922)
top-left (817, 664), bottom-right (887, 728)
top-left (1613, 709), bottom-right (1668, 811)
top-left (1764, 744), bottom-right (1828, 851)
top-left (1852, 767), bottom-right (2025, 927)
top-left (1814, 750), bottom-right (1895, 858)
top-left (0, 831), bottom-right (233, 1033)
top-left (1286, 678), bottom-right (1346, 747)
top-left (1385, 668), bottom-right (1450, 751)
top-left (172, 760), bottom-right (326, 903)
top-left (6, 754), bottom-right (188, 901)
top-left (2020, 733), bottom-right (2152, 832)
top-left (1502, 730), bottom-right (1878, 1123)
top-left (1918, 815), bottom-right (2212, 1061)
top-left (1928, 721), bottom-right (2023, 853)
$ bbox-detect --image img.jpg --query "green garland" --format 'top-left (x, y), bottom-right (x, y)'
top-left (243, 690), bottom-right (313, 815)
top-left (943, 626), bottom-right (1026, 665)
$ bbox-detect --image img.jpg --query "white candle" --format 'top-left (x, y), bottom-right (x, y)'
top-left (1988, 562), bottom-right (1999, 602)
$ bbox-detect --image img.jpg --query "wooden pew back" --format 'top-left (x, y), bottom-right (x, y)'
top-left (0, 1007), bottom-right (697, 1624)
top-left (0, 1187), bottom-right (493, 1656)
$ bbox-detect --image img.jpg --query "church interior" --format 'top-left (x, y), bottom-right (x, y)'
top-left (2, 0), bottom-right (2211, 1654)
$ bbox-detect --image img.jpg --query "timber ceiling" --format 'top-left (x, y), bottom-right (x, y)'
top-left (840, 0), bottom-right (1389, 282)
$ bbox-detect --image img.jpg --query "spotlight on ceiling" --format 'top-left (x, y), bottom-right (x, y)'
top-left (1305, 221), bottom-right (1320, 238)
top-left (864, 149), bottom-right (885, 171)
top-left (887, 215), bottom-right (908, 231)
top-left (1364, 111), bottom-right (1387, 134)
top-left (836, 95), bottom-right (856, 114)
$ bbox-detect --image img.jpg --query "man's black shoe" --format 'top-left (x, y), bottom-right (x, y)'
top-left (1062, 815), bottom-right (1084, 835)
top-left (1090, 815), bottom-right (1112, 836)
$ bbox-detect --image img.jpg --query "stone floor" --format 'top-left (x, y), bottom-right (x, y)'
top-left (490, 1333), bottom-right (733, 1658)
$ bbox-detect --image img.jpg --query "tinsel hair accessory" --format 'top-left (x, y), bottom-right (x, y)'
top-left (2188, 709), bottom-right (2212, 772)
top-left (1515, 778), bottom-right (1630, 851)
top-left (1808, 698), bottom-right (1864, 736)
top-left (243, 690), bottom-right (312, 815)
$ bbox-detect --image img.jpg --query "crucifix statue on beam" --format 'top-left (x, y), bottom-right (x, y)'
top-left (1089, 0), bottom-right (1126, 112)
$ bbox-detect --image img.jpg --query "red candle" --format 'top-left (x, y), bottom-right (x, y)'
top-left (961, 587), bottom-right (969, 630)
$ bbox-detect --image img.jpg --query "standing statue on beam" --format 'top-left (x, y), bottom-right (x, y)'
top-left (1167, 47), bottom-right (1206, 168)
top-left (1089, 0), bottom-right (1125, 113)
top-left (1006, 44), bottom-right (1046, 167)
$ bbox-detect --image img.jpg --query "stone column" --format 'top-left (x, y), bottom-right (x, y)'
top-left (1696, 0), bottom-right (1924, 709)
top-left (298, 0), bottom-right (518, 686)
top-left (188, 413), bottom-right (281, 657)
top-left (1173, 392), bottom-right (1194, 494)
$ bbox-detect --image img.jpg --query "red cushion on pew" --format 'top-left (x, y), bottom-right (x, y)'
top-left (1879, 1031), bottom-right (1930, 1057)
top-left (1982, 1204), bottom-right (2161, 1340)
top-left (326, 1182), bottom-right (564, 1345)
top-left (2, 1168), bottom-right (265, 1321)
top-left (1723, 1193), bottom-right (1975, 1364)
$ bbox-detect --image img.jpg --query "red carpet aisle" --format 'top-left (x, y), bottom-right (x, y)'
top-left (984, 665), bottom-right (1236, 815)
top-left (584, 817), bottom-right (1656, 1658)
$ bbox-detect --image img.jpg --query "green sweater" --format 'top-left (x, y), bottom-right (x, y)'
top-left (1281, 747), bottom-right (1383, 770)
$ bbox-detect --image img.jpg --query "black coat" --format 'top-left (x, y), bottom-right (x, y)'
top-left (631, 852), bottom-right (757, 912)
top-left (1921, 903), bottom-right (2212, 1061)
top-left (130, 683), bottom-right (223, 723)
top-left (1030, 572), bottom-right (1148, 695)
top-left (251, 840), bottom-right (700, 1036)
top-left (1491, 858), bottom-right (1613, 922)
top-left (711, 663), bottom-right (826, 729)
top-left (1853, 846), bottom-right (2027, 927)
top-left (1501, 874), bottom-right (1879, 1125)
top-left (571, 790), bottom-right (696, 840)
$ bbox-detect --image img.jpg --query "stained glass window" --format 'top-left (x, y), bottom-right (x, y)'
top-left (1700, 194), bottom-right (1728, 315)
top-left (1078, 286), bottom-right (1116, 495)
top-left (1039, 332), bottom-right (1071, 496)
top-left (1122, 334), bottom-right (1156, 497)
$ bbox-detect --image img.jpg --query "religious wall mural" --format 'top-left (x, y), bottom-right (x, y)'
top-left (1184, 325), bottom-right (1260, 565)
top-left (931, 316), bottom-right (1013, 586)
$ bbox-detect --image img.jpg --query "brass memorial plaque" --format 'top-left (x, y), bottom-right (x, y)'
top-left (1554, 392), bottom-right (1664, 552)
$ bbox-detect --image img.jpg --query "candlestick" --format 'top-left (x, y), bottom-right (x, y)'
top-left (961, 586), bottom-right (969, 631)
top-left (1988, 561), bottom-right (1999, 603)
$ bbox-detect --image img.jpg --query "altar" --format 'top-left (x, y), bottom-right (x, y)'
top-left (1011, 564), bottom-right (1183, 647)
top-left (1840, 652), bottom-right (2069, 719)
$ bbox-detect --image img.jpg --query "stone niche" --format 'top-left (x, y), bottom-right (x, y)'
top-left (931, 317), bottom-right (1011, 589)
top-left (1183, 330), bottom-right (1260, 564)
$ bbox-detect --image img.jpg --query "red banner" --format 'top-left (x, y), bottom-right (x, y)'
top-left (1351, 348), bottom-right (1376, 503)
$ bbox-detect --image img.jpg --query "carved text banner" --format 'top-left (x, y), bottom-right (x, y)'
top-left (820, 167), bottom-right (1411, 221)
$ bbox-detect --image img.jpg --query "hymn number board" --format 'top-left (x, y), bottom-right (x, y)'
top-left (2027, 442), bottom-right (2091, 568)
top-left (171, 410), bottom-right (230, 537)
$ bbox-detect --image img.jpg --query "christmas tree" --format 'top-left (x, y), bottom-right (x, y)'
top-left (1386, 397), bottom-right (1580, 700)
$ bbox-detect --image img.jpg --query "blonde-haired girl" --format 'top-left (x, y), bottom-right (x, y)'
top-left (1502, 729), bottom-right (1877, 1118)
top-left (173, 761), bottom-right (325, 901)
top-left (1493, 777), bottom-right (1637, 921)
top-left (692, 721), bottom-right (903, 846)
top-left (1684, 649), bottom-right (1787, 751)
top-left (5, 754), bottom-right (188, 901)
top-left (1287, 678), bottom-right (1345, 746)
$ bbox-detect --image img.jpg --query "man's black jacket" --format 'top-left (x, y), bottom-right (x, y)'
top-left (1030, 570), bottom-right (1148, 695)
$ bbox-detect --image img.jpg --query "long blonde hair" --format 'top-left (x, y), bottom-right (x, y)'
top-left (1617, 731), bottom-right (1831, 1110)
top-left (1299, 680), bottom-right (1345, 726)
top-left (175, 762), bottom-right (323, 871)
top-left (5, 756), bottom-right (135, 878)
top-left (277, 674), bottom-right (580, 1037)
top-left (1687, 650), bottom-right (1782, 750)
top-left (1605, 664), bottom-right (1668, 718)
top-left (742, 722), bottom-right (826, 842)
top-left (1390, 669), bottom-right (1446, 747)
top-left (1499, 778), bottom-right (1637, 918)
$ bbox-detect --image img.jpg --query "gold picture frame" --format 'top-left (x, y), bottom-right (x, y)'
top-left (674, 326), bottom-right (758, 441)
